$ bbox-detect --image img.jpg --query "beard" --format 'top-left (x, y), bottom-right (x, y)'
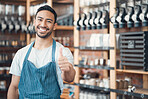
top-left (35, 26), bottom-right (53, 38)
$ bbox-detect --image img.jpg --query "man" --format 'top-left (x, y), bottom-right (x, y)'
top-left (7, 5), bottom-right (75, 99)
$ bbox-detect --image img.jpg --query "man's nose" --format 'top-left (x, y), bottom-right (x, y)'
top-left (41, 20), bottom-right (47, 27)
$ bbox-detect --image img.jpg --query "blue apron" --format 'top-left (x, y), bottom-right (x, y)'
top-left (18, 39), bottom-right (61, 99)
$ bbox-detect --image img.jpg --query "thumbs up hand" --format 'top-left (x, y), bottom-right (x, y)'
top-left (58, 47), bottom-right (72, 72)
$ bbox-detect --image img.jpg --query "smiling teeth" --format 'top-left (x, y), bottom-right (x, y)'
top-left (40, 28), bottom-right (46, 31)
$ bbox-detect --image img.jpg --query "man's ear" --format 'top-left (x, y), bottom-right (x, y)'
top-left (53, 23), bottom-right (57, 30)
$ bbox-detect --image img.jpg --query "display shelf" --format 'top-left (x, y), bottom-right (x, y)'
top-left (75, 83), bottom-right (110, 92)
top-left (56, 26), bottom-right (74, 30)
top-left (111, 89), bottom-right (148, 98)
top-left (74, 64), bottom-right (114, 70)
top-left (75, 83), bottom-right (148, 98)
top-left (116, 69), bottom-right (148, 75)
top-left (74, 46), bottom-right (114, 51)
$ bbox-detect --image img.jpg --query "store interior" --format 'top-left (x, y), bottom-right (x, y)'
top-left (0, 0), bottom-right (148, 99)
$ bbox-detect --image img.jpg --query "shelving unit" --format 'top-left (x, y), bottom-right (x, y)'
top-left (73, 0), bottom-right (148, 99)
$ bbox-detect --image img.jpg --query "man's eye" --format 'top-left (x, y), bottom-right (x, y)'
top-left (38, 19), bottom-right (42, 21)
top-left (47, 21), bottom-right (52, 23)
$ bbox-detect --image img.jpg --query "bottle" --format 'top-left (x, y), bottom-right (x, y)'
top-left (110, 7), bottom-right (120, 28)
top-left (124, 6), bottom-right (134, 28)
top-left (100, 10), bottom-right (109, 29)
top-left (89, 8), bottom-right (98, 30)
top-left (84, 8), bottom-right (92, 30)
top-left (131, 5), bottom-right (142, 27)
top-left (79, 13), bottom-right (87, 30)
top-left (74, 13), bottom-right (81, 30)
top-left (139, 4), bottom-right (148, 26)
top-left (116, 7), bottom-right (127, 28)
top-left (94, 10), bottom-right (102, 29)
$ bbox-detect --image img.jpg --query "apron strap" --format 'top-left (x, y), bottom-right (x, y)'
top-left (24, 41), bottom-right (35, 61)
top-left (52, 39), bottom-right (56, 62)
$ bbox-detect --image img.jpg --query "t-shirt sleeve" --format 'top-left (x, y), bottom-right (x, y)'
top-left (63, 47), bottom-right (74, 66)
top-left (9, 50), bottom-right (21, 76)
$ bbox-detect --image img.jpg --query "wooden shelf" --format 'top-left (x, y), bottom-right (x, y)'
top-left (75, 46), bottom-right (114, 51)
top-left (120, 89), bottom-right (148, 96)
top-left (116, 69), bottom-right (148, 75)
top-left (75, 64), bottom-right (114, 70)
top-left (56, 26), bottom-right (74, 30)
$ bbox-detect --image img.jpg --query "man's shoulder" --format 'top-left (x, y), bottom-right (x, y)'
top-left (17, 43), bottom-right (32, 54)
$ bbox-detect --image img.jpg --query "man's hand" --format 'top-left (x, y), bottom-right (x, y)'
top-left (58, 47), bottom-right (75, 82)
top-left (58, 47), bottom-right (72, 72)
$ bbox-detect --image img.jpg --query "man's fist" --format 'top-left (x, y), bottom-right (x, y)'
top-left (58, 47), bottom-right (72, 72)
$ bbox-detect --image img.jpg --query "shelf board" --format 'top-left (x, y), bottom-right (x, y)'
top-left (120, 89), bottom-right (148, 97)
top-left (56, 26), bottom-right (74, 30)
top-left (116, 69), bottom-right (148, 75)
top-left (75, 64), bottom-right (114, 70)
top-left (74, 46), bottom-right (114, 51)
top-left (75, 83), bottom-right (148, 98)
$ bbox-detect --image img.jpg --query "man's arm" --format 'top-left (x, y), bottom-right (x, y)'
top-left (58, 47), bottom-right (76, 82)
top-left (7, 75), bottom-right (20, 99)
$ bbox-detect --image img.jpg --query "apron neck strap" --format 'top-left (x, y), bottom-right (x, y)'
top-left (24, 41), bottom-right (35, 61)
top-left (52, 39), bottom-right (56, 62)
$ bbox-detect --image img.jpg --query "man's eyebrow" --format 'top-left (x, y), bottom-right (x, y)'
top-left (37, 16), bottom-right (53, 22)
top-left (46, 19), bottom-right (53, 22)
top-left (37, 16), bottom-right (43, 19)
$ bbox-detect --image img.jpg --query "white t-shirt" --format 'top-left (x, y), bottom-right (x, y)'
top-left (9, 41), bottom-right (74, 92)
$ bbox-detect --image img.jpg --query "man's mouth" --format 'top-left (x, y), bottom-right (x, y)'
top-left (37, 26), bottom-right (49, 32)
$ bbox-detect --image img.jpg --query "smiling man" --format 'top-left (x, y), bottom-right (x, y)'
top-left (7, 5), bottom-right (75, 99)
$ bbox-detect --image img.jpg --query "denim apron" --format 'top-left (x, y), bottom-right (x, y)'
top-left (18, 39), bottom-right (61, 99)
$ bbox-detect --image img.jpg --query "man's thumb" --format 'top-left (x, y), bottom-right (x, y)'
top-left (59, 47), bottom-right (63, 57)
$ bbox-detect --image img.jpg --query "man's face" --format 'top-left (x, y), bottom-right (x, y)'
top-left (34, 10), bottom-right (56, 38)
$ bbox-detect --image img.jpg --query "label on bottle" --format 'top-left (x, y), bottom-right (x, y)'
top-left (132, 14), bottom-right (137, 21)
top-left (116, 16), bottom-right (121, 23)
top-left (125, 15), bottom-right (130, 22)
top-left (139, 14), bottom-right (145, 20)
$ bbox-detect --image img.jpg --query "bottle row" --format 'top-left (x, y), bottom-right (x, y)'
top-left (74, 8), bottom-right (109, 30)
top-left (0, 3), bottom-right (26, 33)
top-left (79, 34), bottom-right (120, 49)
top-left (79, 55), bottom-right (110, 66)
top-left (0, 40), bottom-right (26, 47)
top-left (79, 90), bottom-right (110, 99)
top-left (0, 53), bottom-right (15, 62)
top-left (54, 37), bottom-right (73, 47)
top-left (79, 78), bottom-right (110, 88)
top-left (75, 0), bottom-right (148, 31)
top-left (111, 0), bottom-right (148, 28)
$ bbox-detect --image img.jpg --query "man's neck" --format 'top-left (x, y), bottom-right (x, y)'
top-left (34, 36), bottom-right (53, 50)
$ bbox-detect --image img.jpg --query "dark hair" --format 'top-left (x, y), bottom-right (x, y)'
top-left (35, 5), bottom-right (57, 23)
